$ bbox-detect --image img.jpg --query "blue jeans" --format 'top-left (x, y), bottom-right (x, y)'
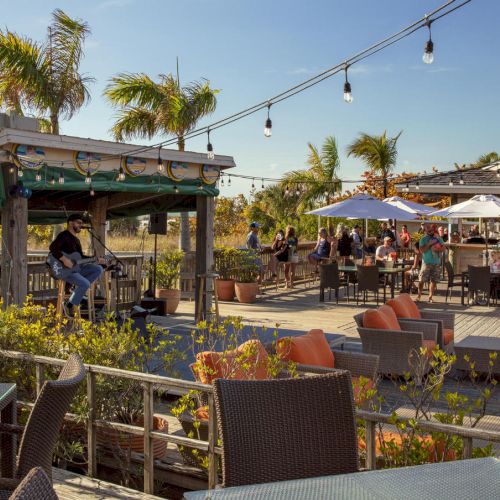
top-left (64, 264), bottom-right (103, 306)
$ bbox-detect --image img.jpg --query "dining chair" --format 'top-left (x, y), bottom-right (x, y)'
top-left (213, 372), bottom-right (359, 487)
top-left (467, 265), bottom-right (491, 306)
top-left (0, 354), bottom-right (85, 495)
top-left (444, 261), bottom-right (462, 302)
top-left (8, 467), bottom-right (58, 500)
top-left (355, 265), bottom-right (380, 305)
top-left (319, 261), bottom-right (342, 303)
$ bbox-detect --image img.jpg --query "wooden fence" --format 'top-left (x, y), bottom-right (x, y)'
top-left (2, 349), bottom-right (500, 495)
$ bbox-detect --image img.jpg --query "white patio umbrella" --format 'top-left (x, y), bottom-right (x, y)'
top-left (383, 196), bottom-right (435, 217)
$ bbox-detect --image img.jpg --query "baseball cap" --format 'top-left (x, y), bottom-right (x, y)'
top-left (249, 222), bottom-right (260, 228)
top-left (384, 236), bottom-right (392, 242)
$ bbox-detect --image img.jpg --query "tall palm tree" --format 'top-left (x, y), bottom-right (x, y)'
top-left (0, 9), bottom-right (93, 134)
top-left (104, 73), bottom-right (219, 250)
top-left (471, 152), bottom-right (499, 168)
top-left (346, 131), bottom-right (402, 198)
top-left (282, 136), bottom-right (342, 212)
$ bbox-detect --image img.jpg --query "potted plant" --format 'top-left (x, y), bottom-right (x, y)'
top-left (214, 246), bottom-right (240, 301)
top-left (153, 249), bottom-right (184, 313)
top-left (234, 249), bottom-right (260, 303)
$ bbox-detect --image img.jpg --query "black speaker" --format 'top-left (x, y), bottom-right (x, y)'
top-left (148, 213), bottom-right (167, 235)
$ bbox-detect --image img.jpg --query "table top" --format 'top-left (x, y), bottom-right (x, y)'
top-left (0, 383), bottom-right (16, 409)
top-left (339, 266), bottom-right (401, 274)
top-left (184, 458), bottom-right (500, 500)
top-left (455, 335), bottom-right (500, 350)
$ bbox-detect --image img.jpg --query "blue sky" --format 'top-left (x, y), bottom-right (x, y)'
top-left (2, 0), bottom-right (499, 195)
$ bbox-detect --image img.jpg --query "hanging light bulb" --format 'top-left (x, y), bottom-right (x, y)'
top-left (285, 185), bottom-right (289, 195)
top-left (157, 147), bottom-right (164, 173)
top-left (90, 184), bottom-right (95, 196)
top-left (207, 129), bottom-right (215, 160)
top-left (17, 167), bottom-right (23, 178)
top-left (404, 183), bottom-right (410, 192)
top-left (264, 103), bottom-right (272, 137)
top-left (251, 179), bottom-right (255, 189)
top-left (228, 175), bottom-right (231, 186)
top-left (295, 186), bottom-right (301, 196)
top-left (58, 171), bottom-right (65, 184)
top-left (496, 170), bottom-right (500, 179)
top-left (198, 182), bottom-right (204, 191)
top-left (118, 166), bottom-right (126, 181)
top-left (220, 175), bottom-right (224, 187)
top-left (422, 21), bottom-right (434, 64)
top-left (8, 164), bottom-right (15, 174)
top-left (459, 174), bottom-right (464, 185)
top-left (343, 65), bottom-right (353, 103)
top-left (35, 171), bottom-right (42, 182)
top-left (49, 175), bottom-right (55, 185)
top-left (416, 181), bottom-right (420, 190)
top-left (173, 184), bottom-right (179, 194)
top-left (448, 179), bottom-right (454, 187)
top-left (324, 190), bottom-right (329, 197)
top-left (85, 171), bottom-right (92, 184)
top-left (261, 178), bottom-right (265, 189)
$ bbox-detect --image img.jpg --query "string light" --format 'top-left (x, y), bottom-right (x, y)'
top-left (118, 166), bottom-right (126, 181)
top-left (251, 179), bottom-right (255, 189)
top-left (90, 184), bottom-right (95, 196)
top-left (157, 146), bottom-right (164, 173)
top-left (35, 171), bottom-right (42, 182)
top-left (85, 171), bottom-right (91, 184)
top-left (264, 103), bottom-right (272, 137)
top-left (448, 179), bottom-right (454, 186)
top-left (459, 174), bottom-right (464, 185)
top-left (9, 164), bottom-right (15, 174)
top-left (343, 65), bottom-right (353, 103)
top-left (416, 181), bottom-right (420, 190)
top-left (207, 129), bottom-right (215, 160)
top-left (49, 175), bottom-right (55, 185)
top-left (220, 175), bottom-right (224, 187)
top-left (228, 175), bottom-right (231, 186)
top-left (261, 178), bottom-right (265, 189)
top-left (423, 20), bottom-right (434, 64)
top-left (198, 182), bottom-right (204, 191)
top-left (285, 185), bottom-right (290, 195)
top-left (295, 186), bottom-right (301, 196)
top-left (58, 171), bottom-right (65, 184)
top-left (17, 167), bottom-right (23, 178)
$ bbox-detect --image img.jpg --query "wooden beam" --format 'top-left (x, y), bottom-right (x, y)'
top-left (1, 165), bottom-right (28, 307)
top-left (194, 196), bottom-right (215, 321)
top-left (88, 197), bottom-right (108, 260)
top-left (106, 191), bottom-right (165, 210)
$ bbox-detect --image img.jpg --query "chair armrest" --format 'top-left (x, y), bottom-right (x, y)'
top-left (331, 350), bottom-right (379, 380)
top-left (295, 364), bottom-right (338, 376)
top-left (420, 309), bottom-right (455, 330)
top-left (397, 319), bottom-right (438, 343)
top-left (0, 477), bottom-right (21, 491)
top-left (0, 422), bottom-right (24, 435)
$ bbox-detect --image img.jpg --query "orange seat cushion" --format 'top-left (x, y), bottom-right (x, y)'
top-left (422, 339), bottom-right (436, 357)
top-left (276, 329), bottom-right (334, 368)
top-left (363, 305), bottom-right (401, 331)
top-left (443, 328), bottom-right (454, 345)
top-left (387, 293), bottom-right (421, 319)
top-left (193, 339), bottom-right (269, 384)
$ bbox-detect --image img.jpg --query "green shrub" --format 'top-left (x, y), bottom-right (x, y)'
top-left (149, 249), bottom-right (184, 289)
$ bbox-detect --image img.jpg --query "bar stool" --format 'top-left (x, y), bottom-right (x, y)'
top-left (55, 280), bottom-right (96, 322)
top-left (195, 272), bottom-right (220, 324)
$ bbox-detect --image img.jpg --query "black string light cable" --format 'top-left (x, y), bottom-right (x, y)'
top-left (31, 0), bottom-right (470, 170)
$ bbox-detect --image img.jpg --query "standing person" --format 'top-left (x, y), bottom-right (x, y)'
top-left (308, 227), bottom-right (331, 272)
top-left (417, 223), bottom-right (445, 303)
top-left (437, 226), bottom-right (449, 242)
top-left (391, 225), bottom-right (402, 248)
top-left (350, 225), bottom-right (363, 259)
top-left (418, 222), bottom-right (426, 234)
top-left (400, 225), bottom-right (411, 248)
top-left (284, 225), bottom-right (298, 288)
top-left (328, 226), bottom-right (338, 261)
top-left (246, 221), bottom-right (265, 286)
top-left (269, 229), bottom-right (288, 276)
top-left (379, 222), bottom-right (396, 242)
top-left (48, 213), bottom-right (104, 316)
top-left (337, 229), bottom-right (353, 262)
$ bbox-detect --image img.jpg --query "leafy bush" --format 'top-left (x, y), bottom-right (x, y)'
top-left (214, 246), bottom-right (241, 280)
top-left (149, 249), bottom-right (184, 289)
top-left (233, 249), bottom-right (260, 283)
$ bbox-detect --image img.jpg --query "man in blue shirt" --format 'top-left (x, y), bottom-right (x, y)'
top-left (417, 223), bottom-right (445, 303)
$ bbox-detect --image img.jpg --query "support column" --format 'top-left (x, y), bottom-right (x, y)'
top-left (88, 197), bottom-right (108, 259)
top-left (194, 196), bottom-right (215, 321)
top-left (1, 165), bottom-right (28, 307)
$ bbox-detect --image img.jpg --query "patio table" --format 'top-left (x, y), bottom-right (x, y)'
top-left (0, 383), bottom-right (16, 477)
top-left (460, 270), bottom-right (500, 305)
top-left (338, 266), bottom-right (402, 301)
top-left (184, 457), bottom-right (500, 500)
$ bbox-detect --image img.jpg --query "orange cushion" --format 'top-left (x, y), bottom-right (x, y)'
top-left (193, 339), bottom-right (269, 384)
top-left (422, 339), bottom-right (436, 357)
top-left (276, 329), bottom-right (334, 368)
top-left (388, 293), bottom-right (422, 319)
top-left (443, 328), bottom-right (454, 345)
top-left (363, 305), bottom-right (401, 331)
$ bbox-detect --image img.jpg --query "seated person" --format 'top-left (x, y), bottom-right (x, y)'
top-left (375, 237), bottom-right (396, 263)
top-left (363, 255), bottom-right (375, 266)
top-left (449, 231), bottom-right (461, 244)
top-left (308, 227), bottom-right (331, 272)
top-left (489, 251), bottom-right (500, 273)
top-left (363, 237), bottom-right (377, 256)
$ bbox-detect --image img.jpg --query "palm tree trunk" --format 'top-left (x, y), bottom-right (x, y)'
top-left (50, 115), bottom-right (59, 135)
top-left (177, 135), bottom-right (191, 251)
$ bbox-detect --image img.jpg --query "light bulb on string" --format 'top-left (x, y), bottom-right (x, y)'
top-left (157, 146), bottom-right (164, 173)
top-left (459, 174), bottom-right (464, 185)
top-left (264, 102), bottom-right (272, 137)
top-left (118, 166), bottom-right (126, 182)
top-left (343, 65), bottom-right (353, 103)
top-left (285, 185), bottom-right (289, 196)
top-left (261, 178), bottom-right (265, 189)
top-left (251, 179), bottom-right (255, 189)
top-left (17, 167), bottom-right (23, 178)
top-left (85, 171), bottom-right (91, 184)
top-left (416, 181), bottom-right (420, 190)
top-left (35, 171), bottom-right (42, 182)
top-left (228, 175), bottom-right (231, 186)
top-left (207, 129), bottom-right (215, 160)
top-left (58, 171), bottom-right (65, 184)
top-left (220, 175), bottom-right (224, 187)
top-left (90, 184), bottom-right (95, 197)
top-left (174, 185), bottom-right (179, 194)
top-left (49, 175), bottom-right (55, 185)
top-left (198, 182), bottom-right (204, 191)
top-left (422, 20), bottom-right (434, 64)
top-left (448, 180), bottom-right (454, 187)
top-left (8, 164), bottom-right (15, 174)
top-left (295, 186), bottom-right (301, 197)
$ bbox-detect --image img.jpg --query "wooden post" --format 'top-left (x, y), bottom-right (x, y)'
top-left (194, 196), bottom-right (215, 321)
top-left (365, 420), bottom-right (377, 470)
top-left (1, 165), bottom-right (28, 307)
top-left (87, 197), bottom-right (108, 260)
top-left (143, 382), bottom-right (154, 494)
top-left (207, 391), bottom-right (218, 489)
top-left (87, 371), bottom-right (97, 477)
top-left (35, 363), bottom-right (45, 396)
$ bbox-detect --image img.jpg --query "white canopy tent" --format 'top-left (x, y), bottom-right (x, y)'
top-left (383, 196), bottom-right (435, 217)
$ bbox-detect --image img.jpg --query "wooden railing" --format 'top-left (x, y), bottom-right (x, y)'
top-left (2, 349), bottom-right (500, 495)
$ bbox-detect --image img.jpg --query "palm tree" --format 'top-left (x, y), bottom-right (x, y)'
top-left (282, 136), bottom-right (342, 212)
top-left (471, 152), bottom-right (499, 168)
top-left (104, 73), bottom-right (219, 251)
top-left (346, 131), bottom-right (402, 198)
top-left (0, 9), bottom-right (93, 134)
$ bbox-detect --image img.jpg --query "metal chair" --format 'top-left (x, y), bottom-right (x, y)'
top-left (444, 261), bottom-right (462, 302)
top-left (355, 265), bottom-right (380, 305)
top-left (0, 354), bottom-right (85, 494)
top-left (213, 372), bottom-right (359, 487)
top-left (467, 265), bottom-right (491, 306)
top-left (319, 261), bottom-right (342, 303)
top-left (8, 467), bottom-right (58, 500)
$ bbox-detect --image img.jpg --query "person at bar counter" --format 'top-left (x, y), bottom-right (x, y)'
top-left (417, 223), bottom-right (445, 303)
top-left (49, 213), bottom-right (104, 316)
top-left (379, 222), bottom-right (396, 242)
top-left (400, 225), bottom-right (411, 248)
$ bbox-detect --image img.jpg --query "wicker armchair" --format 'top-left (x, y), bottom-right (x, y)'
top-left (0, 354), bottom-right (85, 495)
top-left (213, 372), bottom-right (359, 488)
top-left (354, 313), bottom-right (439, 376)
top-left (8, 467), bottom-right (57, 500)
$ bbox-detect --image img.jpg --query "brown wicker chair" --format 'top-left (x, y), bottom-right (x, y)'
top-left (8, 467), bottom-right (57, 500)
top-left (213, 372), bottom-right (359, 488)
top-left (353, 312), bottom-right (439, 376)
top-left (0, 354), bottom-right (85, 495)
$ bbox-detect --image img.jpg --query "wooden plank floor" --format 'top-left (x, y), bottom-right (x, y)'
top-left (53, 468), bottom-right (164, 499)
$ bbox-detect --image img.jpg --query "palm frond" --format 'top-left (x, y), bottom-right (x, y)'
top-left (110, 106), bottom-right (159, 141)
top-left (104, 73), bottom-right (163, 109)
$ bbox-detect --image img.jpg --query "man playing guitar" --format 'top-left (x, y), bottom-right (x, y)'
top-left (48, 213), bottom-right (104, 316)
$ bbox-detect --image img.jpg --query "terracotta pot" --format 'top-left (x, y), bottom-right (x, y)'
top-left (96, 415), bottom-right (168, 460)
top-left (235, 282), bottom-right (259, 303)
top-left (155, 288), bottom-right (181, 313)
top-left (216, 279), bottom-right (235, 301)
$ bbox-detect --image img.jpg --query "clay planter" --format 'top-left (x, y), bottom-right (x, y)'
top-left (234, 282), bottom-right (259, 303)
top-left (216, 279), bottom-right (235, 302)
top-left (96, 415), bottom-right (168, 460)
top-left (155, 288), bottom-right (181, 314)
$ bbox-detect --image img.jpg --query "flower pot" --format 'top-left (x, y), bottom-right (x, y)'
top-left (235, 282), bottom-right (259, 303)
top-left (155, 288), bottom-right (181, 313)
top-left (175, 413), bottom-right (209, 468)
top-left (96, 415), bottom-right (168, 460)
top-left (216, 279), bottom-right (235, 301)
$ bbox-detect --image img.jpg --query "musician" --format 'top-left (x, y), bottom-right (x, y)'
top-left (49, 213), bottom-right (104, 316)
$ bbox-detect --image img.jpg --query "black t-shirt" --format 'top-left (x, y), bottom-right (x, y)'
top-left (49, 230), bottom-right (86, 259)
